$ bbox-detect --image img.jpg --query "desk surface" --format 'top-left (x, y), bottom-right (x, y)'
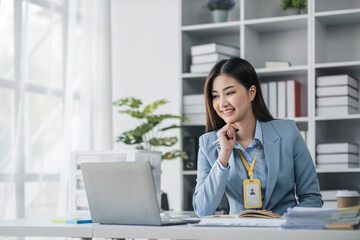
top-left (0, 216), bottom-right (94, 238)
top-left (0, 216), bottom-right (359, 240)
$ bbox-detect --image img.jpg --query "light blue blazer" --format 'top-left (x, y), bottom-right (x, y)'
top-left (193, 120), bottom-right (323, 217)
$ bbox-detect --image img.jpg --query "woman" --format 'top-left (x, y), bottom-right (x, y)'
top-left (192, 57), bottom-right (322, 217)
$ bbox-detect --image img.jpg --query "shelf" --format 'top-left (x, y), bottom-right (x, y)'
top-left (315, 9), bottom-right (360, 25)
top-left (183, 170), bottom-right (197, 175)
top-left (317, 168), bottom-right (360, 173)
top-left (292, 117), bottom-right (309, 123)
top-left (315, 115), bottom-right (360, 121)
top-left (181, 21), bottom-right (240, 32)
top-left (182, 22), bottom-right (240, 38)
top-left (244, 15), bottom-right (307, 32)
top-left (182, 73), bottom-right (207, 79)
top-left (256, 65), bottom-right (308, 77)
top-left (315, 61), bottom-right (360, 71)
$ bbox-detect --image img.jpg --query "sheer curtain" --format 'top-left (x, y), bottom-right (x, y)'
top-left (0, 0), bottom-right (112, 220)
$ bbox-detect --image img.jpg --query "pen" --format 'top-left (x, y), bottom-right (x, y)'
top-left (212, 128), bottom-right (239, 146)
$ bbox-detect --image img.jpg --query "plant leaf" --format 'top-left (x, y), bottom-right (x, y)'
top-left (159, 124), bottom-right (183, 131)
top-left (147, 114), bottom-right (185, 124)
top-left (142, 99), bottom-right (168, 115)
top-left (132, 122), bottom-right (158, 136)
top-left (149, 137), bottom-right (178, 147)
top-left (118, 110), bottom-right (146, 119)
top-left (116, 132), bottom-right (143, 145)
top-left (113, 97), bottom-right (142, 109)
top-left (162, 150), bottom-right (188, 160)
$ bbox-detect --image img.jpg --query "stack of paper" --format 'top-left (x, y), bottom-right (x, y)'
top-left (316, 142), bottom-right (359, 169)
top-left (183, 94), bottom-right (206, 125)
top-left (282, 206), bottom-right (360, 230)
top-left (316, 74), bottom-right (359, 116)
top-left (190, 43), bottom-right (240, 73)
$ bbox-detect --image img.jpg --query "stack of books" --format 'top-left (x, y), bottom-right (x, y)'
top-left (260, 79), bottom-right (301, 119)
top-left (265, 60), bottom-right (291, 68)
top-left (282, 206), bottom-right (360, 230)
top-left (183, 94), bottom-right (205, 125)
top-left (316, 142), bottom-right (359, 169)
top-left (316, 74), bottom-right (359, 116)
top-left (190, 43), bottom-right (240, 73)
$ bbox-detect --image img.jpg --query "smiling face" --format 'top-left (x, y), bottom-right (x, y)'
top-left (211, 74), bottom-right (256, 124)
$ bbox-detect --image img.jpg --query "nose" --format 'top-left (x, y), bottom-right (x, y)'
top-left (219, 95), bottom-right (229, 108)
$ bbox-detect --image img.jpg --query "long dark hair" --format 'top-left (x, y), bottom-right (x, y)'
top-left (204, 57), bottom-right (274, 132)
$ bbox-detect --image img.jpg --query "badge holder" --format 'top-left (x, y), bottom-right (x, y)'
top-left (243, 178), bottom-right (262, 208)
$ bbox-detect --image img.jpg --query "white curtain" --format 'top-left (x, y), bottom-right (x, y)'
top-left (0, 0), bottom-right (112, 220)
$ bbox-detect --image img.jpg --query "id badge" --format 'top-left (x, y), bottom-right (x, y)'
top-left (243, 178), bottom-right (262, 208)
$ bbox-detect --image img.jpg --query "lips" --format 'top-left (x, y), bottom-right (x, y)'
top-left (221, 108), bottom-right (235, 116)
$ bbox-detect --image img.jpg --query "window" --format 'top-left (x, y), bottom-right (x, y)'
top-left (0, 0), bottom-right (91, 219)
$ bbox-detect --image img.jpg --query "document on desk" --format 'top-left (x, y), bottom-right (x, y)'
top-left (195, 218), bottom-right (285, 227)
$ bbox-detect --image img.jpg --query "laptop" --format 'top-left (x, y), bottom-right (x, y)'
top-left (81, 161), bottom-right (200, 226)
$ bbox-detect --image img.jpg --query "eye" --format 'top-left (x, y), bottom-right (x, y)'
top-left (226, 91), bottom-right (235, 96)
top-left (212, 95), bottom-right (219, 99)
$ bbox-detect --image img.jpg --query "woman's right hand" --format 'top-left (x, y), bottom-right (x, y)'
top-left (217, 123), bottom-right (237, 167)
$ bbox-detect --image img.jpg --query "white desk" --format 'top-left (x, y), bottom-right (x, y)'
top-left (93, 224), bottom-right (360, 240)
top-left (0, 216), bottom-right (94, 239)
top-left (0, 216), bottom-right (359, 240)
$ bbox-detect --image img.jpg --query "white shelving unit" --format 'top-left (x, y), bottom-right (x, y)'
top-left (180, 0), bottom-right (360, 211)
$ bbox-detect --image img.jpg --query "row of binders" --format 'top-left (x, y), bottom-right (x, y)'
top-left (190, 43), bottom-right (240, 73)
top-left (316, 142), bottom-right (359, 169)
top-left (261, 80), bottom-right (301, 118)
top-left (316, 74), bottom-right (359, 116)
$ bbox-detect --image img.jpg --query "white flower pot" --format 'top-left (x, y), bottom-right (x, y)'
top-left (284, 7), bottom-right (300, 15)
top-left (212, 10), bottom-right (229, 23)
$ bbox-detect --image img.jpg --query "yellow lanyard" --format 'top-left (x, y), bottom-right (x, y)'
top-left (236, 142), bottom-right (261, 180)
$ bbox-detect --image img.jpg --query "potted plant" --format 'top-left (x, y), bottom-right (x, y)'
top-left (204, 0), bottom-right (236, 23)
top-left (281, 0), bottom-right (307, 15)
top-left (113, 97), bottom-right (188, 161)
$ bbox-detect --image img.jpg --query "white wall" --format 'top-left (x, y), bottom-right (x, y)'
top-left (110, 0), bottom-right (182, 210)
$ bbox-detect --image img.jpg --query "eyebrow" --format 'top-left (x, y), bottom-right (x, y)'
top-left (212, 85), bottom-right (235, 93)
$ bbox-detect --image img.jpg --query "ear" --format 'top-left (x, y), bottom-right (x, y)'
top-left (249, 85), bottom-right (256, 102)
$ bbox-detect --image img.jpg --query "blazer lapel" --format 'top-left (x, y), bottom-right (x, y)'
top-left (261, 121), bottom-right (280, 208)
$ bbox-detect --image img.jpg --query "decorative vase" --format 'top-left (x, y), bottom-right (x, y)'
top-left (212, 10), bottom-right (229, 23)
top-left (284, 7), bottom-right (300, 15)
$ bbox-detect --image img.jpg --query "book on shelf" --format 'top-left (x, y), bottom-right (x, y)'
top-left (265, 61), bottom-right (291, 68)
top-left (317, 143), bottom-right (359, 154)
top-left (316, 74), bottom-right (359, 89)
top-left (277, 81), bottom-right (287, 118)
top-left (316, 96), bottom-right (358, 108)
top-left (192, 53), bottom-right (230, 64)
top-left (190, 43), bottom-right (240, 57)
top-left (287, 80), bottom-right (301, 118)
top-left (183, 94), bottom-right (205, 105)
top-left (260, 82), bottom-right (269, 108)
top-left (183, 104), bottom-right (206, 114)
top-left (316, 106), bottom-right (358, 116)
top-left (268, 81), bottom-right (278, 117)
top-left (317, 153), bottom-right (359, 164)
top-left (190, 62), bottom-right (214, 73)
top-left (317, 163), bottom-right (359, 169)
top-left (316, 85), bottom-right (358, 99)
